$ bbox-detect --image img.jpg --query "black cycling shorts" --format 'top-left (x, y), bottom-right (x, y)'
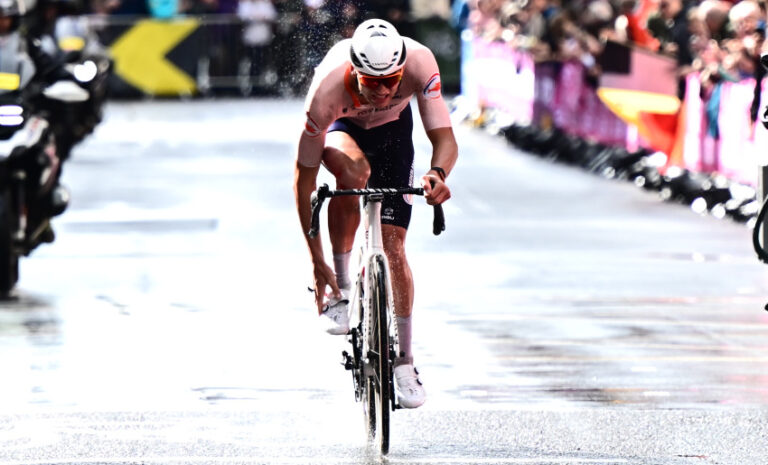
top-left (328, 105), bottom-right (415, 230)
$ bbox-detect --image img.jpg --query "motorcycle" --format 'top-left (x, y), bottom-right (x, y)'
top-left (0, 28), bottom-right (88, 295)
top-left (40, 13), bottom-right (112, 161)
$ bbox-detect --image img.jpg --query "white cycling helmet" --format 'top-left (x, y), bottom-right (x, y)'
top-left (349, 19), bottom-right (407, 76)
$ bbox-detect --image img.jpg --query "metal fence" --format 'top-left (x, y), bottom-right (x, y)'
top-left (90, 14), bottom-right (460, 98)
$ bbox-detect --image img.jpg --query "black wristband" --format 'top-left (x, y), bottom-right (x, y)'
top-left (430, 166), bottom-right (446, 182)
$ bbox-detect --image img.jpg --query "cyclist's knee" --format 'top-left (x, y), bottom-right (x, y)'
top-left (323, 148), bottom-right (369, 187)
top-left (338, 160), bottom-right (370, 189)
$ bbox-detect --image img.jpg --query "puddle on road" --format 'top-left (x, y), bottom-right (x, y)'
top-left (0, 293), bottom-right (60, 341)
top-left (444, 305), bottom-right (768, 409)
top-left (645, 251), bottom-right (744, 263)
top-left (193, 387), bottom-right (333, 404)
top-left (61, 218), bottom-right (219, 234)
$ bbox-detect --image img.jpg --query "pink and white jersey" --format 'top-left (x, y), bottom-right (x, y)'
top-left (297, 37), bottom-right (452, 167)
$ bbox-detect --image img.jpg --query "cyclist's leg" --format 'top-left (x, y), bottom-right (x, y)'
top-left (382, 224), bottom-right (413, 320)
top-left (383, 225), bottom-right (425, 408)
top-left (322, 130), bottom-right (371, 262)
top-left (382, 224), bottom-right (414, 366)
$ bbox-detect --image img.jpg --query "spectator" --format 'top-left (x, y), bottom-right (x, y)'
top-left (411, 0), bottom-right (451, 20)
top-left (724, 0), bottom-right (765, 128)
top-left (685, 5), bottom-right (711, 68)
top-left (468, 0), bottom-right (504, 40)
top-left (698, 0), bottom-right (733, 42)
top-left (272, 0), bottom-right (304, 96)
top-left (364, 0), bottom-right (411, 36)
top-left (334, 1), bottom-right (362, 39)
top-left (647, 0), bottom-right (690, 59)
top-left (522, 0), bottom-right (551, 42)
top-left (618, 0), bottom-right (660, 51)
top-left (237, 0), bottom-right (277, 91)
top-left (451, 0), bottom-right (471, 31)
top-left (729, 0), bottom-right (762, 38)
top-left (148, 0), bottom-right (178, 18)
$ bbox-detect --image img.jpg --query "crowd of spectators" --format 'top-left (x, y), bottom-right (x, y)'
top-left (460, 0), bottom-right (768, 123)
top-left (80, 0), bottom-right (456, 95)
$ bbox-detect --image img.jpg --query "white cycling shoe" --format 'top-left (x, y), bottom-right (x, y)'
top-left (394, 364), bottom-right (426, 408)
top-left (320, 291), bottom-right (350, 335)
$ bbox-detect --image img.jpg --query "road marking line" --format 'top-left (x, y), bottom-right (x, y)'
top-left (498, 355), bottom-right (768, 363)
top-left (488, 339), bottom-right (768, 353)
top-left (1, 457), bottom-right (630, 465)
top-left (451, 314), bottom-right (768, 331)
top-left (390, 459), bottom-right (629, 464)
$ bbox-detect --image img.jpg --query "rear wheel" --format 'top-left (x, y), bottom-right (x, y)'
top-left (0, 191), bottom-right (19, 295)
top-left (362, 256), bottom-right (392, 455)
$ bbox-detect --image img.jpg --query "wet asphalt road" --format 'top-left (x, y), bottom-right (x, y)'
top-left (1, 99), bottom-right (768, 464)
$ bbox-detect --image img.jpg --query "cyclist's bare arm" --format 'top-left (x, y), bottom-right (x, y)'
top-left (294, 143), bottom-right (340, 314)
top-left (422, 126), bottom-right (458, 205)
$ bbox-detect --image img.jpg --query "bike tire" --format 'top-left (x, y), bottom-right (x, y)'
top-left (0, 191), bottom-right (18, 295)
top-left (370, 255), bottom-right (391, 455)
top-left (358, 279), bottom-right (376, 437)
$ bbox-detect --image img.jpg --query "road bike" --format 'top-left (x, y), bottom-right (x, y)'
top-left (308, 183), bottom-right (444, 455)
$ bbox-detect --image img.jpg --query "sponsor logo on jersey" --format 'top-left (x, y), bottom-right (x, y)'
top-left (304, 112), bottom-right (321, 137)
top-left (423, 73), bottom-right (442, 100)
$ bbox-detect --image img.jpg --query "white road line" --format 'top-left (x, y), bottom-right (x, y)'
top-left (450, 314), bottom-right (768, 331)
top-left (1, 457), bottom-right (630, 465)
top-left (498, 355), bottom-right (768, 363)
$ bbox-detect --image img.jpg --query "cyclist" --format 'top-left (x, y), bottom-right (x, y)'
top-left (293, 18), bottom-right (458, 409)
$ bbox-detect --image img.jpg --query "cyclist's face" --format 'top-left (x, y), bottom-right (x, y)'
top-left (356, 70), bottom-right (402, 108)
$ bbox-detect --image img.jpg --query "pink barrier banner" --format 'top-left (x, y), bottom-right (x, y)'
top-left (534, 61), bottom-right (627, 145)
top-left (682, 73), bottom-right (768, 186)
top-left (463, 37), bottom-right (627, 145)
top-left (462, 36), bottom-right (768, 187)
top-left (464, 38), bottom-right (534, 124)
top-left (461, 38), bottom-right (627, 144)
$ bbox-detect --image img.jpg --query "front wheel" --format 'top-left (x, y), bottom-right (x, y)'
top-left (362, 255), bottom-right (392, 455)
top-left (0, 190), bottom-right (19, 295)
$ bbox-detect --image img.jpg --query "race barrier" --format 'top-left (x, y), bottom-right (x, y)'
top-left (461, 34), bottom-right (768, 189)
top-left (90, 15), bottom-right (461, 98)
top-left (96, 15), bottom-right (249, 97)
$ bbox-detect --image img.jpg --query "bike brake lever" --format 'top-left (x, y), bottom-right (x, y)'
top-left (432, 204), bottom-right (445, 236)
top-left (308, 184), bottom-right (329, 238)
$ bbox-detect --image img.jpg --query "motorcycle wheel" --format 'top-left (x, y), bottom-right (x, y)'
top-left (0, 191), bottom-right (19, 295)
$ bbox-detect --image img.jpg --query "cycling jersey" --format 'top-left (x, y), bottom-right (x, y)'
top-left (297, 37), bottom-right (452, 168)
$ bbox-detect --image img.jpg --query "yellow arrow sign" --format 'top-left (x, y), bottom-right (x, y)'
top-left (110, 18), bottom-right (198, 95)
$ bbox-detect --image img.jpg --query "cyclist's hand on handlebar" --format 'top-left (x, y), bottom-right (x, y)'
top-left (312, 261), bottom-right (341, 315)
top-left (420, 174), bottom-right (451, 206)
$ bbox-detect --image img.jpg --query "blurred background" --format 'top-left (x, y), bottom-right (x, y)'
top-left (31, 0), bottom-right (768, 219)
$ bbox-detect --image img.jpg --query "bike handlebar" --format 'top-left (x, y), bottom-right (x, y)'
top-left (309, 183), bottom-right (446, 238)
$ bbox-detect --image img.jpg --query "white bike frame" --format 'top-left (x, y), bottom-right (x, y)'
top-left (349, 195), bottom-right (397, 376)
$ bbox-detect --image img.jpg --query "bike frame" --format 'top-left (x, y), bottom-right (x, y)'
top-left (348, 194), bottom-right (396, 384)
